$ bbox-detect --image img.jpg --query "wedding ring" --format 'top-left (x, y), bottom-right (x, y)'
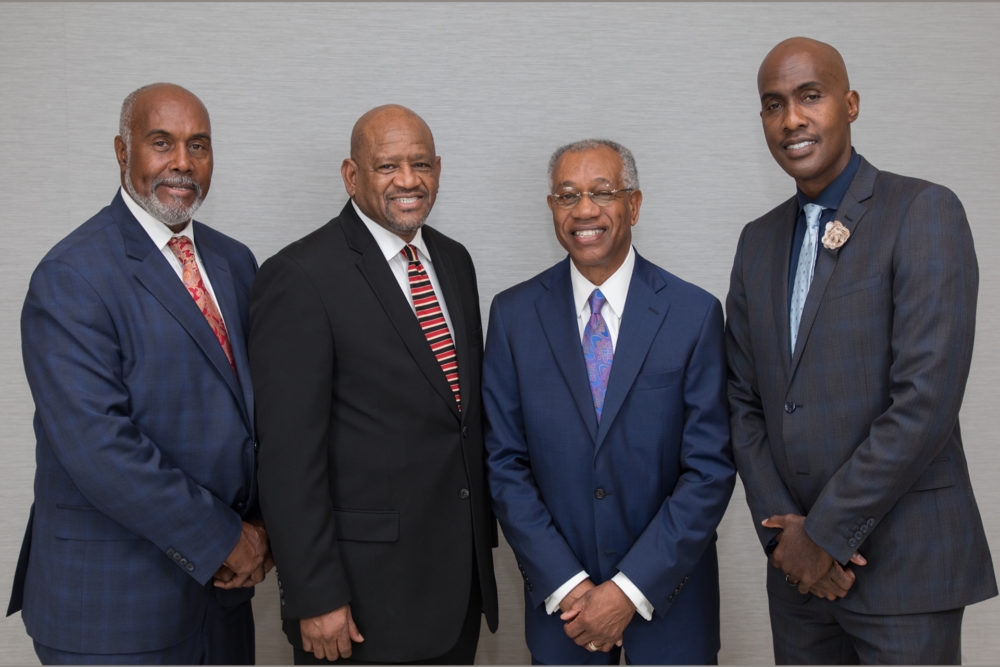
top-left (587, 641), bottom-right (598, 652)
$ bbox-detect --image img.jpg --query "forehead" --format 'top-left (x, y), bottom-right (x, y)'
top-left (363, 115), bottom-right (435, 158)
top-left (132, 89), bottom-right (210, 136)
top-left (552, 146), bottom-right (623, 187)
top-left (758, 48), bottom-right (842, 95)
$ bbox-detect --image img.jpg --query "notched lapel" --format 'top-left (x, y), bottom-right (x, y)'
top-left (536, 263), bottom-right (598, 441)
top-left (118, 207), bottom-right (245, 411)
top-left (347, 215), bottom-right (460, 418)
top-left (594, 257), bottom-right (669, 448)
top-left (790, 159), bottom-right (877, 373)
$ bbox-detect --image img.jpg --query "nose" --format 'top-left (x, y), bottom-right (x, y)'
top-left (571, 192), bottom-right (600, 218)
top-left (170, 144), bottom-right (192, 173)
top-left (394, 164), bottom-right (420, 190)
top-left (783, 101), bottom-right (807, 131)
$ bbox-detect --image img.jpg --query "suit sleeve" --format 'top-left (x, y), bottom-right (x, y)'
top-left (725, 225), bottom-right (806, 550)
top-left (483, 295), bottom-right (587, 608)
top-left (614, 298), bottom-right (736, 612)
top-left (804, 186), bottom-right (978, 564)
top-left (250, 254), bottom-right (351, 619)
top-left (21, 259), bottom-right (242, 586)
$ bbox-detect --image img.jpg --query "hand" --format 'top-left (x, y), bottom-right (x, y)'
top-left (300, 605), bottom-right (364, 661)
top-left (558, 578), bottom-right (596, 614)
top-left (762, 514), bottom-right (866, 596)
top-left (213, 521), bottom-right (273, 589)
top-left (559, 581), bottom-right (635, 652)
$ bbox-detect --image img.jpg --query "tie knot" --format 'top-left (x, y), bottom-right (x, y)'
top-left (167, 235), bottom-right (195, 262)
top-left (588, 289), bottom-right (606, 316)
top-left (803, 203), bottom-right (824, 230)
top-left (401, 244), bottom-right (419, 263)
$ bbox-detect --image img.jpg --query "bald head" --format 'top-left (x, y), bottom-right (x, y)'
top-left (119, 83), bottom-right (210, 150)
top-left (350, 105), bottom-right (435, 162)
top-left (758, 37), bottom-right (850, 96)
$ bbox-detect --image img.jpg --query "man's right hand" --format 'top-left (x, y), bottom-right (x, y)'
top-left (558, 578), bottom-right (596, 614)
top-left (301, 604), bottom-right (365, 661)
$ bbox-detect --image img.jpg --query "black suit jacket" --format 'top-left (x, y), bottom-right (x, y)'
top-left (249, 202), bottom-right (498, 662)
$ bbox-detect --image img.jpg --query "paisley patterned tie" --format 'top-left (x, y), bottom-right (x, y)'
top-left (167, 236), bottom-right (237, 375)
top-left (583, 289), bottom-right (613, 421)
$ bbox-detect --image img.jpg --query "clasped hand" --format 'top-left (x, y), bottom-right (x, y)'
top-left (559, 579), bottom-right (635, 653)
top-left (762, 513), bottom-right (866, 600)
top-left (213, 520), bottom-right (274, 589)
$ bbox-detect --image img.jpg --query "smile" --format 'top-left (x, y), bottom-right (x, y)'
top-left (786, 140), bottom-right (816, 151)
top-left (574, 229), bottom-right (604, 238)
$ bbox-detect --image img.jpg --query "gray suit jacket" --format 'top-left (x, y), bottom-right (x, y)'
top-left (726, 156), bottom-right (997, 614)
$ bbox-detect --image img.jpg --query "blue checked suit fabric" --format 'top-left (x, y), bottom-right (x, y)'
top-left (789, 203), bottom-right (824, 352)
top-left (583, 289), bottom-right (614, 420)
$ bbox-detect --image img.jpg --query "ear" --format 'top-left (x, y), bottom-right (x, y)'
top-left (341, 158), bottom-right (358, 197)
top-left (114, 135), bottom-right (128, 176)
top-left (845, 89), bottom-right (860, 124)
top-left (628, 189), bottom-right (643, 226)
top-left (433, 155), bottom-right (441, 180)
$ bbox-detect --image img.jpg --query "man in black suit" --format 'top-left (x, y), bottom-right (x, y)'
top-left (250, 104), bottom-right (498, 664)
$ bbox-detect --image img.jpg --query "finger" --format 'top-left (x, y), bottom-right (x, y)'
top-left (559, 609), bottom-right (581, 622)
top-left (338, 632), bottom-right (353, 659)
top-left (761, 515), bottom-right (786, 529)
top-left (850, 552), bottom-right (868, 566)
top-left (348, 618), bottom-right (365, 643)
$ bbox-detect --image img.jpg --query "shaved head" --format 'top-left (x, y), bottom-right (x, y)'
top-left (758, 37), bottom-right (851, 96)
top-left (350, 105), bottom-right (434, 162)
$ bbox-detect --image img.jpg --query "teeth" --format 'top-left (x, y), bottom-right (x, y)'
top-left (787, 140), bottom-right (815, 150)
top-left (393, 197), bottom-right (418, 203)
top-left (575, 229), bottom-right (602, 238)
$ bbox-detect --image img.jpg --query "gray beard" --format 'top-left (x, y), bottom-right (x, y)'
top-left (124, 171), bottom-right (204, 228)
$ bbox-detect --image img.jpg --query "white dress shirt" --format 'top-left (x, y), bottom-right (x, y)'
top-left (544, 246), bottom-right (654, 622)
top-left (352, 201), bottom-right (457, 337)
top-left (121, 188), bottom-right (228, 329)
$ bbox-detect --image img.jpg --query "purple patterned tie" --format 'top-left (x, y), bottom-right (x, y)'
top-left (583, 289), bottom-right (614, 421)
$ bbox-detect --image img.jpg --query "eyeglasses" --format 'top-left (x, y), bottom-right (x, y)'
top-left (548, 188), bottom-right (634, 209)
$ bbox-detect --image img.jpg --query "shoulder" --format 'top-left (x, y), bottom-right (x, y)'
top-left (491, 259), bottom-right (568, 309)
top-left (636, 254), bottom-right (720, 311)
top-left (741, 194), bottom-right (797, 240)
top-left (423, 224), bottom-right (475, 268)
top-left (37, 202), bottom-right (120, 270)
top-left (872, 168), bottom-right (962, 208)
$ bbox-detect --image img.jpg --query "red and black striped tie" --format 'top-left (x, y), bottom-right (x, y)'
top-left (401, 244), bottom-right (461, 411)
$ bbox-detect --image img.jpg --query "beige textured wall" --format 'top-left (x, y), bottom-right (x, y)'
top-left (1, 3), bottom-right (998, 664)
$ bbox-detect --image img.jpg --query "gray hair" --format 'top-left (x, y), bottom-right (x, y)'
top-left (548, 138), bottom-right (639, 190)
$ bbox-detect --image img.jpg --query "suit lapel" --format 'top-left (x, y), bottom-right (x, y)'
top-left (769, 197), bottom-right (799, 367)
top-left (423, 229), bottom-right (468, 419)
top-left (343, 207), bottom-right (460, 418)
top-left (789, 159), bottom-right (877, 375)
top-left (195, 224), bottom-right (253, 424)
top-left (595, 254), bottom-right (670, 449)
top-left (116, 200), bottom-right (247, 416)
top-left (536, 259), bottom-right (599, 441)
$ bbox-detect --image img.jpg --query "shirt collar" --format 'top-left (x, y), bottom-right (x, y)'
top-left (796, 148), bottom-right (862, 212)
top-left (352, 199), bottom-right (432, 265)
top-left (570, 246), bottom-right (636, 319)
top-left (120, 187), bottom-right (194, 249)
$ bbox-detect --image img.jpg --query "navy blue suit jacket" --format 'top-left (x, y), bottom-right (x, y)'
top-left (7, 192), bottom-right (259, 654)
top-left (483, 253), bottom-right (734, 664)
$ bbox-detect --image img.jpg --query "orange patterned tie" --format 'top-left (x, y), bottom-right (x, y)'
top-left (167, 236), bottom-right (237, 375)
top-left (401, 244), bottom-right (461, 411)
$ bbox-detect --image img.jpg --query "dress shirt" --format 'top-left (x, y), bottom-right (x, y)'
top-left (545, 246), bottom-right (654, 622)
top-left (786, 149), bottom-right (862, 306)
top-left (121, 188), bottom-right (227, 329)
top-left (352, 200), bottom-right (456, 338)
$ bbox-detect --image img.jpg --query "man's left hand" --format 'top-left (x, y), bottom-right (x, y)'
top-left (213, 521), bottom-right (274, 589)
top-left (762, 513), bottom-right (837, 594)
top-left (559, 580), bottom-right (635, 652)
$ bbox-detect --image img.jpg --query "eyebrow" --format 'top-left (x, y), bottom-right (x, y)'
top-left (143, 129), bottom-right (212, 142)
top-left (760, 81), bottom-right (823, 102)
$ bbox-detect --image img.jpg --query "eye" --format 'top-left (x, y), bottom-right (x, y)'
top-left (551, 192), bottom-right (581, 208)
top-left (376, 163), bottom-right (396, 172)
top-left (762, 100), bottom-right (781, 113)
top-left (412, 162), bottom-right (432, 171)
top-left (189, 142), bottom-right (208, 152)
top-left (589, 190), bottom-right (616, 205)
top-left (803, 92), bottom-right (822, 103)
top-left (152, 139), bottom-right (169, 149)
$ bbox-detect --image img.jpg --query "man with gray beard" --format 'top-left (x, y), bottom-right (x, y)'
top-left (7, 83), bottom-right (270, 664)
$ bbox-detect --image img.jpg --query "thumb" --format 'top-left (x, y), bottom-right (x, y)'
top-left (560, 609), bottom-right (581, 622)
top-left (761, 515), bottom-right (785, 529)
top-left (849, 552), bottom-right (868, 566)
top-left (347, 611), bottom-right (365, 643)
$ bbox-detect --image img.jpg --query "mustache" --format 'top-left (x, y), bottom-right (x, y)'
top-left (153, 175), bottom-right (202, 199)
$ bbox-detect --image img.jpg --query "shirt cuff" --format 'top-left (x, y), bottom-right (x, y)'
top-left (544, 570), bottom-right (589, 615)
top-left (612, 572), bottom-right (654, 621)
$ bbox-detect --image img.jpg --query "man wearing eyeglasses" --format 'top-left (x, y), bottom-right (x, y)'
top-left (483, 139), bottom-right (734, 664)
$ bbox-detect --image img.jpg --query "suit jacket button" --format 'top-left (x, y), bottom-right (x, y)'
top-left (854, 531), bottom-right (863, 540)
top-left (458, 488), bottom-right (470, 500)
top-left (848, 538), bottom-right (858, 548)
top-left (784, 401), bottom-right (796, 414)
top-left (866, 518), bottom-right (875, 528)
top-left (186, 563), bottom-right (195, 572)
top-left (594, 488), bottom-right (607, 500)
